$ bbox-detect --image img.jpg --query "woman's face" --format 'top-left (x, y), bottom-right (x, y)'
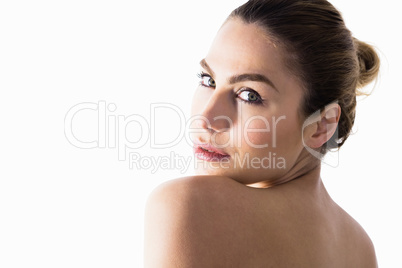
top-left (190, 18), bottom-right (307, 187)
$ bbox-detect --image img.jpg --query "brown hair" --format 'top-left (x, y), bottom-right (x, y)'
top-left (228, 0), bottom-right (380, 153)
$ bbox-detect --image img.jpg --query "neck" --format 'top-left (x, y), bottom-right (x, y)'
top-left (247, 148), bottom-right (323, 189)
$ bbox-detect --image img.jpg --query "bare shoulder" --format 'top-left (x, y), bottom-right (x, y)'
top-left (144, 176), bottom-right (378, 267)
top-left (144, 175), bottom-right (247, 220)
top-left (144, 175), bottom-right (255, 268)
top-left (146, 175), bottom-right (244, 203)
top-left (335, 205), bottom-right (378, 267)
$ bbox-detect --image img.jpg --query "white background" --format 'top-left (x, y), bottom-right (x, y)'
top-left (0, 0), bottom-right (400, 267)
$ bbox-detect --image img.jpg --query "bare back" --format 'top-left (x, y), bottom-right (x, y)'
top-left (202, 176), bottom-right (377, 267)
top-left (144, 175), bottom-right (377, 267)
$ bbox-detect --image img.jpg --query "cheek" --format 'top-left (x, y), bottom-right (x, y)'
top-left (240, 118), bottom-right (274, 150)
top-left (274, 115), bottom-right (303, 151)
top-left (244, 129), bottom-right (272, 149)
top-left (239, 114), bottom-right (302, 154)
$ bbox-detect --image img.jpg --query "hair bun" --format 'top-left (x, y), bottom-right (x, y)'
top-left (354, 38), bottom-right (380, 91)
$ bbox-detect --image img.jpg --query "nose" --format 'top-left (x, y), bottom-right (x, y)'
top-left (197, 90), bottom-right (234, 133)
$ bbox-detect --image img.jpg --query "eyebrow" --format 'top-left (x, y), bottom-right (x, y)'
top-left (199, 59), bottom-right (278, 92)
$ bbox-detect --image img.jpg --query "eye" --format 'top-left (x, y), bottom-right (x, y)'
top-left (197, 72), bottom-right (216, 88)
top-left (237, 89), bottom-right (263, 105)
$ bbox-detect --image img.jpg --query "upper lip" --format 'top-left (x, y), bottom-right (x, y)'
top-left (193, 142), bottom-right (230, 156)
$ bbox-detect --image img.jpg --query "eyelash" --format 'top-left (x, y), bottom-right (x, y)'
top-left (197, 72), bottom-right (264, 105)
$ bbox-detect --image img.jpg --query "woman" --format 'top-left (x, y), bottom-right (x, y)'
top-left (144, 0), bottom-right (380, 267)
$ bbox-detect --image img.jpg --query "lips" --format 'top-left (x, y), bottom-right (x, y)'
top-left (193, 143), bottom-right (230, 162)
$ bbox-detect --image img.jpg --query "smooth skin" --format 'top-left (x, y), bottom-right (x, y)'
top-left (144, 19), bottom-right (377, 267)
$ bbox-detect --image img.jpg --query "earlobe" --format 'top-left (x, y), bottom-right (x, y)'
top-left (303, 103), bottom-right (341, 149)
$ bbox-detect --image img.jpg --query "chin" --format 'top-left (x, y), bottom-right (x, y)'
top-left (194, 167), bottom-right (222, 176)
top-left (194, 164), bottom-right (230, 177)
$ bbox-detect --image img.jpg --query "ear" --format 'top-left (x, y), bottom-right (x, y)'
top-left (302, 103), bottom-right (341, 149)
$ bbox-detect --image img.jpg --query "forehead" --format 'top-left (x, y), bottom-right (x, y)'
top-left (205, 19), bottom-right (287, 77)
